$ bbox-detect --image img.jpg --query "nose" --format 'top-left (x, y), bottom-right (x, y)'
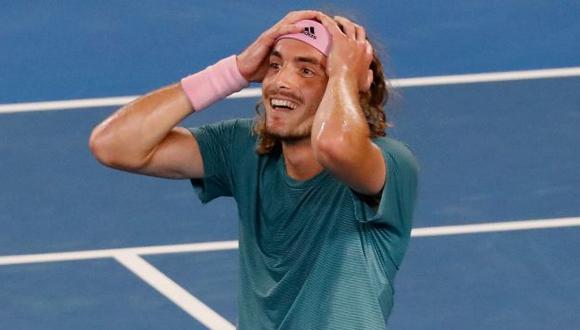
top-left (274, 64), bottom-right (295, 90)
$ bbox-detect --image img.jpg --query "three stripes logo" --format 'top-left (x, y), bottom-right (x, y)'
top-left (302, 26), bottom-right (317, 39)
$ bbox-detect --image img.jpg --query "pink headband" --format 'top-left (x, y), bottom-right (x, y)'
top-left (276, 20), bottom-right (331, 56)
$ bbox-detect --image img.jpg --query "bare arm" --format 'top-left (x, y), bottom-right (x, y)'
top-left (89, 10), bottom-right (325, 180)
top-left (311, 16), bottom-right (386, 196)
top-left (89, 83), bottom-right (204, 179)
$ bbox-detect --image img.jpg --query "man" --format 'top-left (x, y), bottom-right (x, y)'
top-left (90, 10), bottom-right (418, 329)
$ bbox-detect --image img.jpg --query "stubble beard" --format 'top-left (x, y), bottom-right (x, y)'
top-left (265, 113), bottom-right (312, 143)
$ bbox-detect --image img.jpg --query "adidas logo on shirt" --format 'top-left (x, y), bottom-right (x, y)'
top-left (302, 26), bottom-right (316, 39)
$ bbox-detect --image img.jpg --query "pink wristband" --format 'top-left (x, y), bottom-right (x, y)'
top-left (180, 55), bottom-right (249, 111)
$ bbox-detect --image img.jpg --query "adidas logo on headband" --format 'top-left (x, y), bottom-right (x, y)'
top-left (276, 20), bottom-right (329, 56)
top-left (302, 26), bottom-right (317, 39)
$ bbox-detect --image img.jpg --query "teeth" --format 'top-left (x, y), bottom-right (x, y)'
top-left (270, 98), bottom-right (297, 110)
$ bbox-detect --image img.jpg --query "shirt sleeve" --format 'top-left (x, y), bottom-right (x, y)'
top-left (351, 139), bottom-right (419, 235)
top-left (187, 119), bottom-right (240, 203)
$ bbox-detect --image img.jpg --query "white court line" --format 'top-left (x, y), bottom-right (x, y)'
top-left (393, 66), bottom-right (580, 87)
top-left (115, 253), bottom-right (235, 330)
top-left (411, 216), bottom-right (580, 237)
top-left (0, 240), bottom-right (238, 266)
top-left (1, 67), bottom-right (579, 114)
top-left (1, 216), bottom-right (579, 266)
top-left (0, 96), bottom-right (139, 114)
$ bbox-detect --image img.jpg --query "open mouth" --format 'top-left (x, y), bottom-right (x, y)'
top-left (270, 98), bottom-right (298, 111)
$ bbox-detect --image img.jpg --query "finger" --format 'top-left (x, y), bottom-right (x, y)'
top-left (283, 10), bottom-right (324, 24)
top-left (364, 69), bottom-right (373, 92)
top-left (316, 14), bottom-right (343, 36)
top-left (274, 24), bottom-right (304, 38)
top-left (262, 23), bottom-right (302, 43)
top-left (355, 24), bottom-right (366, 42)
top-left (365, 41), bottom-right (374, 62)
top-left (334, 16), bottom-right (356, 38)
top-left (268, 11), bottom-right (321, 35)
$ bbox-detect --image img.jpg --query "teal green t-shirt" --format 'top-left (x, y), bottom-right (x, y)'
top-left (189, 118), bottom-right (418, 329)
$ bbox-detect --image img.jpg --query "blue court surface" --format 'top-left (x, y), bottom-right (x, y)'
top-left (1, 1), bottom-right (580, 329)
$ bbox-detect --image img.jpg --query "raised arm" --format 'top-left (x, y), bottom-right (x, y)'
top-left (89, 83), bottom-right (204, 179)
top-left (89, 10), bottom-right (325, 179)
top-left (311, 16), bottom-right (386, 196)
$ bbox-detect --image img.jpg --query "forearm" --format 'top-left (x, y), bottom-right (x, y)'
top-left (312, 75), bottom-right (371, 160)
top-left (89, 83), bottom-right (193, 169)
top-left (311, 75), bottom-right (385, 195)
top-left (90, 54), bottom-right (248, 170)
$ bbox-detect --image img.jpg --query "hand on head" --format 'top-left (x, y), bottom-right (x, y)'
top-left (237, 10), bottom-right (324, 82)
top-left (317, 15), bottom-right (374, 93)
top-left (238, 11), bottom-right (373, 92)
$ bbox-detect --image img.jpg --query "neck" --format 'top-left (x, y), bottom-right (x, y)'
top-left (281, 138), bottom-right (324, 181)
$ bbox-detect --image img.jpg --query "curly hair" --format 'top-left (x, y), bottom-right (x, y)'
top-left (253, 36), bottom-right (390, 155)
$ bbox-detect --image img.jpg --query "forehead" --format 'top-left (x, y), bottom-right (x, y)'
top-left (271, 39), bottom-right (326, 65)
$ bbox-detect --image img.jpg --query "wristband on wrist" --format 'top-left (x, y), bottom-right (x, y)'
top-left (180, 55), bottom-right (249, 112)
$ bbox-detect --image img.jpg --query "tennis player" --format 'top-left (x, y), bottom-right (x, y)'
top-left (90, 10), bottom-right (418, 329)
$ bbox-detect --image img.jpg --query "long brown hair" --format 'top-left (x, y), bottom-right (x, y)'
top-left (253, 28), bottom-right (390, 155)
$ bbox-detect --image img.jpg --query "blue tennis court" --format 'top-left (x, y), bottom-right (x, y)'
top-left (1, 1), bottom-right (579, 329)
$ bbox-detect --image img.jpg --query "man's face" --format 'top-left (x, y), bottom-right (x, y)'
top-left (261, 39), bottom-right (328, 142)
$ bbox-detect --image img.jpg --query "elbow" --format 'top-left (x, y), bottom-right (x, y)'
top-left (313, 134), bottom-right (353, 168)
top-left (89, 127), bottom-right (116, 167)
top-left (312, 114), bottom-right (371, 168)
top-left (88, 127), bottom-right (143, 170)
top-left (313, 127), bottom-right (373, 170)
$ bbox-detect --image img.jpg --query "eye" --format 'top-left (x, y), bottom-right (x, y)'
top-left (301, 67), bottom-right (315, 76)
top-left (269, 62), bottom-right (281, 70)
